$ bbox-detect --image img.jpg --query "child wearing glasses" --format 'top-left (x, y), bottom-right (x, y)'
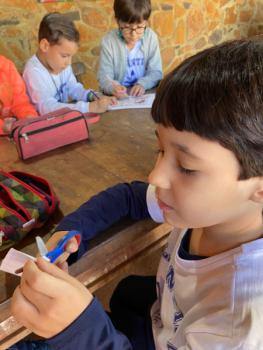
top-left (23, 12), bottom-right (116, 115)
top-left (98, 0), bottom-right (163, 98)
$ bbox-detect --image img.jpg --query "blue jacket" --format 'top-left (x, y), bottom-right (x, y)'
top-left (48, 181), bottom-right (149, 350)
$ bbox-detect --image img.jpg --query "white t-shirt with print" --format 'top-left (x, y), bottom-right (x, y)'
top-left (146, 184), bottom-right (263, 350)
top-left (122, 40), bottom-right (145, 87)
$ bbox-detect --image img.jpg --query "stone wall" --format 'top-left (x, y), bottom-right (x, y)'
top-left (0, 0), bottom-right (262, 89)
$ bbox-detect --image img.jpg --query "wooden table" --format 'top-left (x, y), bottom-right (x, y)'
top-left (1, 108), bottom-right (157, 214)
top-left (0, 108), bottom-right (171, 348)
top-left (0, 107), bottom-right (157, 297)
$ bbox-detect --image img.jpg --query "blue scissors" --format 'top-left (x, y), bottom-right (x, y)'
top-left (36, 230), bottom-right (81, 263)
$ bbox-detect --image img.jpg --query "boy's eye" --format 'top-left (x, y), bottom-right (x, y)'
top-left (156, 149), bottom-right (164, 155)
top-left (156, 149), bottom-right (196, 175)
top-left (120, 25), bottom-right (146, 34)
top-left (178, 165), bottom-right (196, 175)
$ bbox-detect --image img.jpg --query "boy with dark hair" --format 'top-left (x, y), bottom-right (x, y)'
top-left (12, 38), bottom-right (263, 349)
top-left (23, 12), bottom-right (116, 115)
top-left (38, 11), bottom-right (80, 44)
top-left (98, 0), bottom-right (162, 98)
top-left (113, 0), bottom-right (151, 22)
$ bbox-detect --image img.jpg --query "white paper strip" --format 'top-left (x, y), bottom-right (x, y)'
top-left (0, 248), bottom-right (35, 277)
top-left (108, 93), bottom-right (156, 110)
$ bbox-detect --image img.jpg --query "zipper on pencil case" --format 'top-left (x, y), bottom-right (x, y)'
top-left (10, 110), bottom-right (81, 138)
top-left (9, 171), bottom-right (57, 212)
top-left (18, 115), bottom-right (88, 139)
top-left (0, 197), bottom-right (29, 224)
top-left (1, 171), bottom-right (49, 210)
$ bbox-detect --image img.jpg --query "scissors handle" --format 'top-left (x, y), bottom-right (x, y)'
top-left (46, 230), bottom-right (81, 263)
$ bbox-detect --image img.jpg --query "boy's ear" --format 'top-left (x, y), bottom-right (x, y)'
top-left (39, 39), bottom-right (50, 53)
top-left (250, 177), bottom-right (263, 204)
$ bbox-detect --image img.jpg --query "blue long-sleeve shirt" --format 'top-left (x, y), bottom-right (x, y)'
top-left (48, 298), bottom-right (132, 350)
top-left (48, 181), bottom-right (150, 350)
top-left (56, 181), bottom-right (150, 263)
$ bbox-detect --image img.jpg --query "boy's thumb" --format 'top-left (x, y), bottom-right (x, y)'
top-left (36, 257), bottom-right (86, 289)
top-left (35, 257), bottom-right (72, 281)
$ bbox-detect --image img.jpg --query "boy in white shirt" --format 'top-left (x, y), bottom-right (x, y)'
top-left (23, 12), bottom-right (116, 115)
top-left (12, 39), bottom-right (263, 350)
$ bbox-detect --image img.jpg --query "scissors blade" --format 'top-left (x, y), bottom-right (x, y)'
top-left (36, 236), bottom-right (48, 257)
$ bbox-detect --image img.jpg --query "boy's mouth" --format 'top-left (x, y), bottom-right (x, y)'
top-left (157, 198), bottom-right (173, 211)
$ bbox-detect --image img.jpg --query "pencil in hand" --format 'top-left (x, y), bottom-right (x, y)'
top-left (89, 90), bottom-right (100, 101)
top-left (106, 75), bottom-right (128, 99)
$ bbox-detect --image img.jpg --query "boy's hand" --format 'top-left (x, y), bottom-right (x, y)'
top-left (112, 84), bottom-right (128, 99)
top-left (89, 96), bottom-right (117, 113)
top-left (130, 84), bottom-right (145, 97)
top-left (11, 257), bottom-right (93, 338)
top-left (45, 231), bottom-right (79, 271)
top-left (2, 117), bottom-right (16, 133)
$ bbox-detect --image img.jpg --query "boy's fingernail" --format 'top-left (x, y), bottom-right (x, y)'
top-left (67, 243), bottom-right (78, 251)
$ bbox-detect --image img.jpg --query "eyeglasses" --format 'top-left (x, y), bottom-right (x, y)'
top-left (119, 24), bottom-right (146, 35)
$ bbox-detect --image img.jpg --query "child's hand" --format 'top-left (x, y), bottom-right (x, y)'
top-left (89, 96), bottom-right (117, 113)
top-left (112, 84), bottom-right (128, 99)
top-left (11, 257), bottom-right (93, 338)
top-left (130, 84), bottom-right (145, 97)
top-left (45, 231), bottom-right (79, 271)
top-left (2, 117), bottom-right (16, 133)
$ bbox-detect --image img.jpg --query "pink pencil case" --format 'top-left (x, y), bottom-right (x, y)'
top-left (10, 108), bottom-right (100, 160)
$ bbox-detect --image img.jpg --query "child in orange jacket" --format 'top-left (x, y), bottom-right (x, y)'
top-left (0, 55), bottom-right (38, 134)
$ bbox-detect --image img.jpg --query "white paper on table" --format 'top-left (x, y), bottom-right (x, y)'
top-left (108, 93), bottom-right (156, 110)
top-left (0, 248), bottom-right (35, 277)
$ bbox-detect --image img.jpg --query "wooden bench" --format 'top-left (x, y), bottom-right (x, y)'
top-left (0, 221), bottom-right (171, 349)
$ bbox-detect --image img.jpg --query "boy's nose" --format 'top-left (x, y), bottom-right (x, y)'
top-left (148, 160), bottom-right (171, 190)
top-left (130, 29), bottom-right (137, 36)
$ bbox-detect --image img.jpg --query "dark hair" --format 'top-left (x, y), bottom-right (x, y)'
top-left (38, 12), bottom-right (79, 45)
top-left (114, 0), bottom-right (151, 23)
top-left (152, 39), bottom-right (263, 180)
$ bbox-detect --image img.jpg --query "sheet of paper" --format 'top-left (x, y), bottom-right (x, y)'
top-left (108, 93), bottom-right (156, 110)
top-left (0, 248), bottom-right (35, 277)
